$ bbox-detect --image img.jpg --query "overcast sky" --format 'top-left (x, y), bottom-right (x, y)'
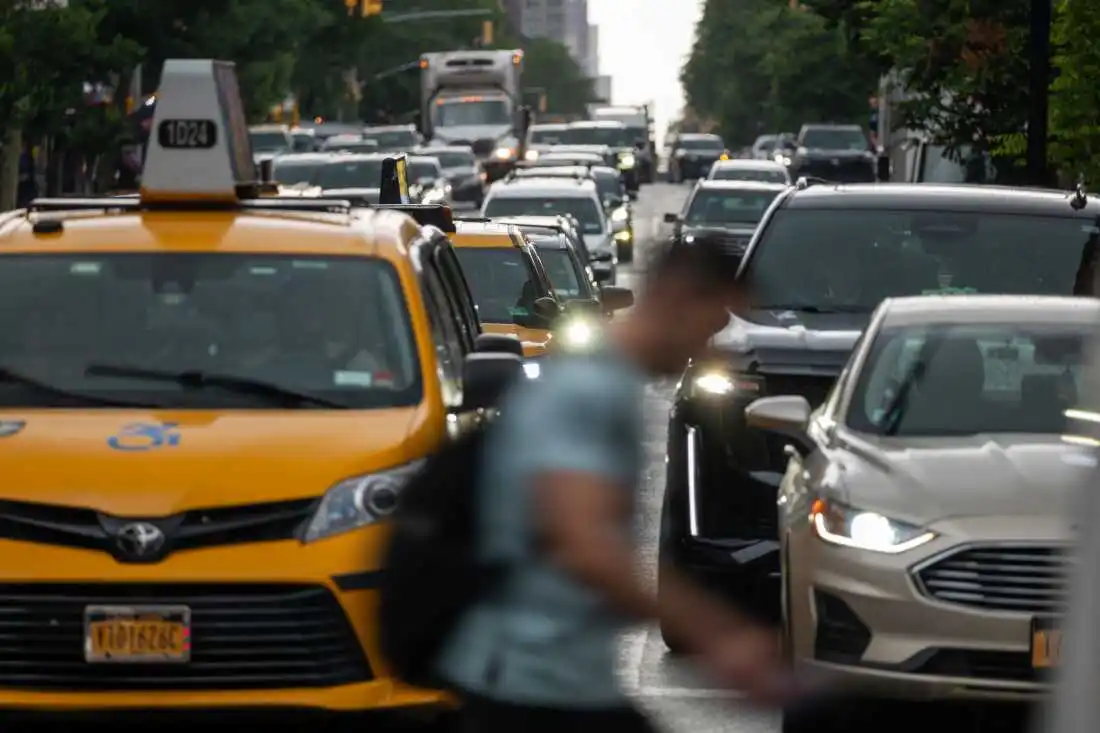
top-left (588, 0), bottom-right (703, 145)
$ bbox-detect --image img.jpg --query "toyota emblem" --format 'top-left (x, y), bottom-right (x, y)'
top-left (115, 522), bottom-right (166, 559)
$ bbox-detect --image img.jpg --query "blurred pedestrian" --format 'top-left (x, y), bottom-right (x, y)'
top-left (436, 234), bottom-right (787, 733)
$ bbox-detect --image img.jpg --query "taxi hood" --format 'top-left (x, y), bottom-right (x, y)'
top-left (0, 409), bottom-right (425, 515)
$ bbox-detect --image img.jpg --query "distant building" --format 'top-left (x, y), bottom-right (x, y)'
top-left (501, 0), bottom-right (524, 34)
top-left (593, 75), bottom-right (612, 104)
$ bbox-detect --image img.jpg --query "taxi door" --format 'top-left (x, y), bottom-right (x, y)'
top-left (416, 236), bottom-right (483, 436)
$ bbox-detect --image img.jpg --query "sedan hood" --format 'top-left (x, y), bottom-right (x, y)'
top-left (584, 233), bottom-right (614, 257)
top-left (713, 310), bottom-right (868, 374)
top-left (840, 434), bottom-right (1087, 523)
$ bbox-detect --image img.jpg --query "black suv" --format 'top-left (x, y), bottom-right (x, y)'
top-left (658, 181), bottom-right (1100, 646)
top-left (789, 124), bottom-right (879, 183)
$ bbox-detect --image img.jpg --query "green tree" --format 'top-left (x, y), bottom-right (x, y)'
top-left (1046, 0), bottom-right (1100, 185)
top-left (519, 37), bottom-right (594, 116)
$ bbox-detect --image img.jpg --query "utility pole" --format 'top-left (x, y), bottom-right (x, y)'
top-left (1026, 0), bottom-right (1052, 186)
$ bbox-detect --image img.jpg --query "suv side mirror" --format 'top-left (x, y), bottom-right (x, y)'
top-left (744, 395), bottom-right (814, 453)
top-left (600, 285), bottom-right (633, 312)
top-left (663, 212), bottom-right (679, 224)
top-left (461, 352), bottom-right (524, 410)
top-left (475, 333), bottom-right (523, 357)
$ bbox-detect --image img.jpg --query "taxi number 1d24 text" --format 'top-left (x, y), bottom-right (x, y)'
top-left (157, 119), bottom-right (218, 149)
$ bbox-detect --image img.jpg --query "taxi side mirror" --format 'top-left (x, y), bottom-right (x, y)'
top-left (532, 296), bottom-right (560, 322)
top-left (461, 352), bottom-right (524, 410)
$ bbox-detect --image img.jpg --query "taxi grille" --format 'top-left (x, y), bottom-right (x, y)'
top-left (0, 583), bottom-right (371, 690)
top-left (915, 545), bottom-right (1068, 614)
top-left (0, 497), bottom-right (316, 561)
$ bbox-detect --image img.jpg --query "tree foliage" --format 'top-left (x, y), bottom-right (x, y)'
top-left (1046, 0), bottom-right (1100, 185)
top-left (682, 0), bottom-right (877, 148)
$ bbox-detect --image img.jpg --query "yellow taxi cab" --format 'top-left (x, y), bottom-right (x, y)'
top-left (0, 59), bottom-right (524, 723)
top-left (448, 219), bottom-right (563, 358)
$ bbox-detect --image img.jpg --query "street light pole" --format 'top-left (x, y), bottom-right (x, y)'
top-left (1026, 0), bottom-right (1052, 186)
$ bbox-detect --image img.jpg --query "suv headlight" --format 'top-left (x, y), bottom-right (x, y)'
top-left (303, 461), bottom-right (424, 542)
top-left (810, 499), bottom-right (935, 554)
top-left (619, 152), bottom-right (636, 169)
top-left (690, 370), bottom-right (762, 398)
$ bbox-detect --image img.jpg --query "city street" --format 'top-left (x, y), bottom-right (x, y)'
top-left (616, 183), bottom-right (780, 733)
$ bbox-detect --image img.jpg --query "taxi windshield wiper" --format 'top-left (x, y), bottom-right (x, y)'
top-left (756, 304), bottom-right (869, 313)
top-left (84, 364), bottom-right (349, 409)
top-left (0, 365), bottom-right (161, 408)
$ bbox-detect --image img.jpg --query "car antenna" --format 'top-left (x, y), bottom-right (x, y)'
top-left (1071, 177), bottom-right (1088, 211)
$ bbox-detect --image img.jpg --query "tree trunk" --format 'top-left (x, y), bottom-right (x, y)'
top-left (0, 128), bottom-right (23, 210)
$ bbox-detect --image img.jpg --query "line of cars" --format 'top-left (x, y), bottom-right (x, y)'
top-left (0, 59), bottom-right (634, 725)
top-left (657, 174), bottom-right (1100, 729)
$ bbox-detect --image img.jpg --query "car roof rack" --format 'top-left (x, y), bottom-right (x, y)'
top-left (795, 176), bottom-right (832, 190)
top-left (374, 204), bottom-right (455, 232)
top-left (26, 196), bottom-right (354, 215)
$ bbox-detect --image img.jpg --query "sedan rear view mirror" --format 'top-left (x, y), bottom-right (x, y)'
top-left (474, 333), bottom-right (524, 357)
top-left (745, 395), bottom-right (812, 450)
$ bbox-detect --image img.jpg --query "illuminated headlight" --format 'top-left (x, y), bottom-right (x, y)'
top-left (810, 499), bottom-right (935, 554)
top-left (618, 152), bottom-right (636, 169)
top-left (691, 370), bottom-right (761, 397)
top-left (614, 229), bottom-right (632, 242)
top-left (693, 372), bottom-right (735, 395)
top-left (558, 319), bottom-right (597, 348)
top-left (611, 207), bottom-right (628, 223)
top-left (523, 361), bottom-right (541, 379)
top-left (494, 147), bottom-right (516, 160)
top-left (525, 149), bottom-right (540, 161)
top-left (303, 461), bottom-right (424, 542)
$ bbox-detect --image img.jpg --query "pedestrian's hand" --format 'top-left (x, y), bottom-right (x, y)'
top-left (700, 625), bottom-right (789, 704)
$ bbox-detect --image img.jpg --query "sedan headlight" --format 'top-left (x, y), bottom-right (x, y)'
top-left (303, 462), bottom-right (424, 542)
top-left (494, 146), bottom-right (516, 160)
top-left (618, 152), bottom-right (636, 169)
top-left (810, 499), bottom-right (935, 554)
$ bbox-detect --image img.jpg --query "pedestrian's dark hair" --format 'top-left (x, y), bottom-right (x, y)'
top-left (644, 233), bottom-right (744, 295)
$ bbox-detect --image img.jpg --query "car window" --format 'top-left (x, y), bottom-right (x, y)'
top-left (558, 126), bottom-right (634, 148)
top-left (530, 128), bottom-right (564, 144)
top-left (408, 160), bottom-right (443, 182)
top-left (679, 137), bottom-right (724, 150)
top-left (744, 210), bottom-right (1100, 312)
top-left (434, 244), bottom-right (480, 350)
top-left (419, 261), bottom-right (465, 408)
top-left (454, 248), bottom-right (538, 324)
top-left (271, 159), bottom-right (323, 185)
top-left (0, 254), bottom-right (421, 409)
top-left (249, 131), bottom-right (290, 152)
top-left (712, 167), bottom-right (789, 184)
top-left (484, 196), bottom-right (604, 234)
top-left (434, 99), bottom-right (511, 127)
top-left (317, 160), bottom-right (384, 189)
top-left (849, 322), bottom-right (1089, 436)
top-left (684, 189), bottom-right (780, 226)
top-left (534, 244), bottom-right (585, 299)
top-left (800, 128), bottom-right (867, 151)
top-left (363, 130), bottom-right (418, 149)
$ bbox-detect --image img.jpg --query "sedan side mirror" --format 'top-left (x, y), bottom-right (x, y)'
top-left (461, 353), bottom-right (524, 410)
top-left (600, 285), bottom-right (633, 312)
top-left (474, 333), bottom-right (524, 357)
top-left (745, 395), bottom-right (814, 453)
top-left (663, 212), bottom-right (679, 224)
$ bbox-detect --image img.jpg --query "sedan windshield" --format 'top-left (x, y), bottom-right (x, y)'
top-left (685, 190), bottom-right (780, 226)
top-left (317, 160), bottom-right (384, 189)
top-left (427, 151), bottom-right (476, 169)
top-left (712, 166), bottom-right (789, 184)
top-left (271, 159), bottom-right (323, 186)
top-left (454, 248), bottom-right (539, 324)
top-left (0, 254), bottom-right (420, 409)
top-left (408, 160), bottom-right (443, 182)
top-left (746, 210), bottom-right (1100, 312)
top-left (849, 322), bottom-right (1089, 436)
top-left (679, 137), bottom-right (724, 151)
top-left (484, 196), bottom-right (604, 234)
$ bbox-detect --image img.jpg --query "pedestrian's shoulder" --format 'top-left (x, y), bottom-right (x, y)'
top-left (534, 354), bottom-right (638, 406)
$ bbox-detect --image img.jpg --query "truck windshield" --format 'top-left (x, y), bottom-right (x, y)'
top-left (435, 99), bottom-right (511, 127)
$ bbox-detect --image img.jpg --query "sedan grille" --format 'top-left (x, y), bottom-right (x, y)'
top-left (0, 583), bottom-right (371, 690)
top-left (915, 545), bottom-right (1068, 614)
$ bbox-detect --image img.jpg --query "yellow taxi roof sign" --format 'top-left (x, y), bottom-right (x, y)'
top-left (140, 59), bottom-right (256, 204)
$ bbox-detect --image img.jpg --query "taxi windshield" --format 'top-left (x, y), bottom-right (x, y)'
top-left (685, 189), bottom-right (780, 226)
top-left (317, 160), bottom-right (384, 189)
top-left (249, 131), bottom-right (290, 152)
top-left (362, 130), bottom-right (418, 150)
top-left (559, 126), bottom-right (634, 148)
top-left (272, 159), bottom-right (323, 185)
top-left (454, 248), bottom-right (538, 324)
top-left (484, 196), bottom-right (604, 234)
top-left (849, 323), bottom-right (1088, 437)
top-left (434, 99), bottom-right (511, 127)
top-left (745, 210), bottom-right (1100, 313)
top-left (0, 254), bottom-right (421, 409)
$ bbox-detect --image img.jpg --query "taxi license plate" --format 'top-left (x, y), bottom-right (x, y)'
top-left (84, 605), bottom-right (191, 663)
top-left (1031, 617), bottom-right (1062, 669)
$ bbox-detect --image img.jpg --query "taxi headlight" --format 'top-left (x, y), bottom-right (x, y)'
top-left (525, 149), bottom-right (540, 161)
top-left (303, 461), bottom-right (424, 542)
top-left (557, 319), bottom-right (597, 349)
top-left (810, 499), bottom-right (935, 554)
top-left (619, 152), bottom-right (636, 169)
top-left (495, 146), bottom-right (516, 160)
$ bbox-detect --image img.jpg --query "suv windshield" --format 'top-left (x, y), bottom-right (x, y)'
top-left (685, 189), bottom-right (780, 226)
top-left (362, 130), bottom-right (418, 150)
top-left (746, 209), bottom-right (1099, 311)
top-left (272, 159), bottom-right (323, 186)
top-left (850, 323), bottom-right (1088, 436)
top-left (560, 126), bottom-right (634, 148)
top-left (800, 127), bottom-right (867, 151)
top-left (435, 99), bottom-right (511, 127)
top-left (249, 131), bottom-right (290, 152)
top-left (0, 254), bottom-right (420, 409)
top-left (679, 137), bottom-right (724, 151)
top-left (454, 248), bottom-right (539, 324)
top-left (484, 196), bottom-right (604, 234)
top-left (317, 160), bottom-right (384, 189)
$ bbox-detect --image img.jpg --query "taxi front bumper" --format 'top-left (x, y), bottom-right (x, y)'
top-left (0, 532), bottom-right (450, 715)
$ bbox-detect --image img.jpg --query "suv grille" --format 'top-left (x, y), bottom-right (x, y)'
top-left (0, 497), bottom-right (316, 561)
top-left (0, 583), bottom-right (371, 690)
top-left (915, 545), bottom-right (1068, 614)
top-left (472, 139), bottom-right (496, 157)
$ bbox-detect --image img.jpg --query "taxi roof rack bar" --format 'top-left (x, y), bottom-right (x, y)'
top-left (27, 196), bottom-right (354, 215)
top-left (374, 203), bottom-right (456, 232)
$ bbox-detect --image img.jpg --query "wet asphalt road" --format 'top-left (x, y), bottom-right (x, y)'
top-left (617, 183), bottom-right (780, 733)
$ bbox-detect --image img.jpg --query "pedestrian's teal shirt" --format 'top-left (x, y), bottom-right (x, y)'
top-left (437, 348), bottom-right (645, 708)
